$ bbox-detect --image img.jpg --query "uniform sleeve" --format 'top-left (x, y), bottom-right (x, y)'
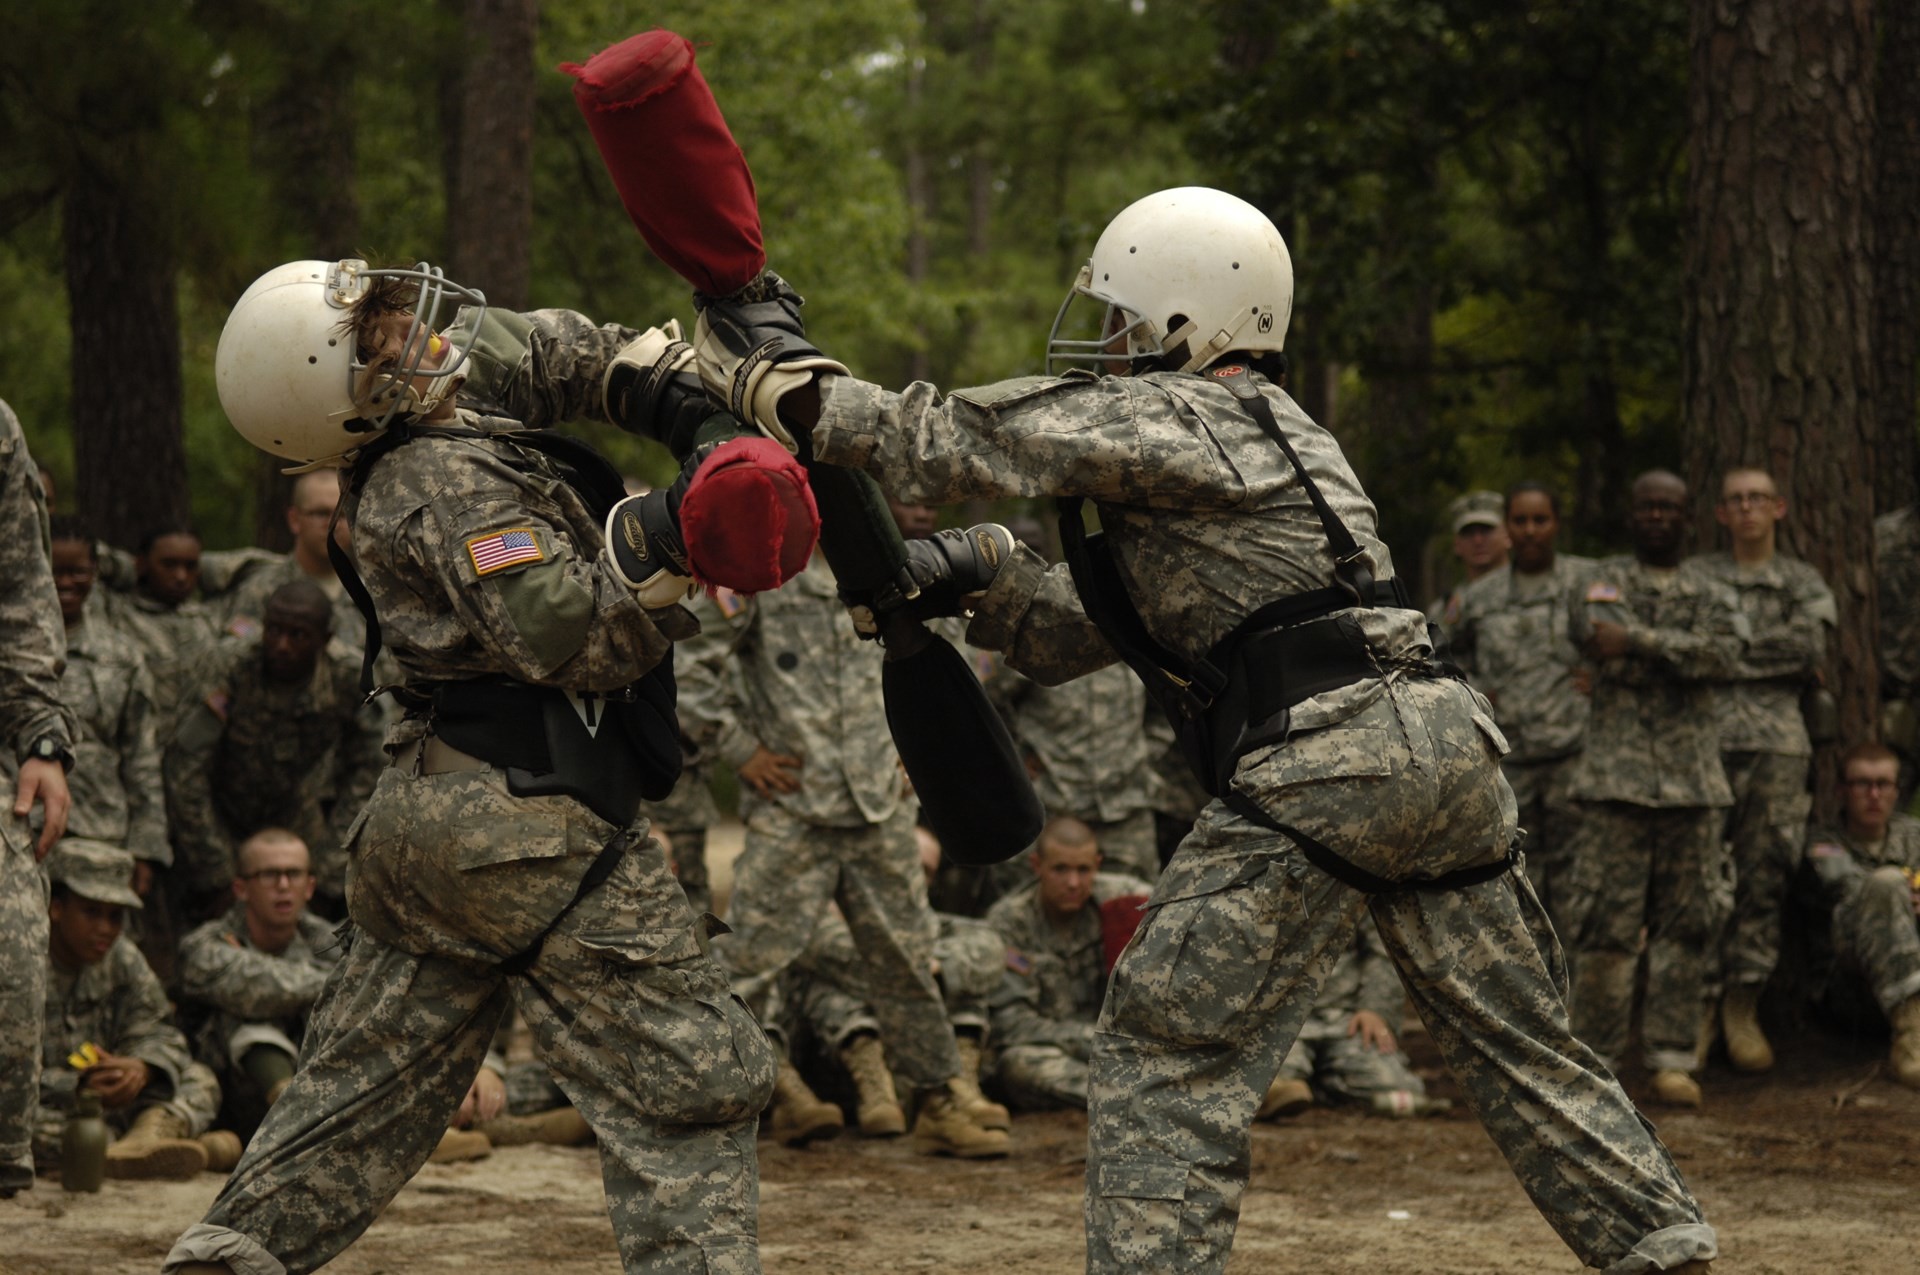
top-left (965, 544), bottom-right (1121, 685)
top-left (453, 308), bottom-right (644, 431)
top-left (163, 669), bottom-right (240, 895)
top-left (177, 925), bottom-right (330, 1021)
top-left (117, 659), bottom-right (170, 866)
top-left (0, 401), bottom-right (75, 755)
top-left (1613, 581), bottom-right (1749, 684)
top-left (399, 454), bottom-right (677, 688)
top-left (1735, 564), bottom-right (1835, 682)
top-left (673, 592), bottom-right (763, 769)
top-left (812, 373), bottom-right (1246, 508)
top-left (108, 944), bottom-right (195, 1090)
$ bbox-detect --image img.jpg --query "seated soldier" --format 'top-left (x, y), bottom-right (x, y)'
top-left (984, 817), bottom-right (1152, 1110)
top-left (773, 827), bottom-right (1010, 1146)
top-left (1806, 742), bottom-right (1920, 1087)
top-left (36, 840), bottom-right (238, 1180)
top-left (164, 578), bottom-right (385, 920)
top-left (1258, 919), bottom-right (1443, 1119)
top-left (177, 829), bottom-right (341, 1136)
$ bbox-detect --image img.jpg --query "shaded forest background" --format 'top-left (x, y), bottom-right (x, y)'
top-left (1, 0), bottom-right (1915, 756)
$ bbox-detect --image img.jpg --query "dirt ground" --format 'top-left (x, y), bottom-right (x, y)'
top-left (5, 1017), bottom-right (1916, 1275)
top-left (7, 825), bottom-right (1917, 1272)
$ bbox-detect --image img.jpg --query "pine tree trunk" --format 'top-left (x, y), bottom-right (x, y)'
top-left (445, 0), bottom-right (538, 311)
top-left (1683, 0), bottom-right (1878, 818)
top-left (63, 159), bottom-right (189, 550)
top-left (1873, 0), bottom-right (1920, 515)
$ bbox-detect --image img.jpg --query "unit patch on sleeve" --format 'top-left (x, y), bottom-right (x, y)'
top-left (466, 528), bottom-right (545, 577)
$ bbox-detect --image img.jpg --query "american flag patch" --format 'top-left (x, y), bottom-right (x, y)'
top-left (713, 587), bottom-right (745, 618)
top-left (1585, 582), bottom-right (1622, 602)
top-left (466, 528), bottom-right (544, 576)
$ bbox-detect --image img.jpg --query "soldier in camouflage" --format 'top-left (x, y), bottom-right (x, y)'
top-left (1448, 482), bottom-right (1594, 929)
top-left (1873, 503), bottom-right (1920, 799)
top-left (38, 839), bottom-right (225, 1179)
top-left (0, 397), bottom-right (77, 1201)
top-left (985, 818), bottom-right (1151, 1111)
top-left (164, 580), bottom-right (386, 920)
top-left (207, 472), bottom-right (363, 649)
top-left (1426, 489), bottom-right (1509, 637)
top-left (1805, 743), bottom-right (1920, 1086)
top-left (694, 187), bottom-right (1718, 1271)
top-left (100, 527), bottom-right (228, 736)
top-left (1691, 467), bottom-right (1834, 1073)
top-left (176, 829), bottom-right (340, 1134)
top-left (677, 552), bottom-right (1009, 1158)
top-left (991, 661), bottom-right (1163, 889)
top-left (165, 266), bottom-right (774, 1275)
top-left (1561, 471), bottom-right (1746, 1109)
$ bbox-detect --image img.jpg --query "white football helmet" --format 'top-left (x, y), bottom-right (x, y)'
top-left (1046, 187), bottom-right (1293, 376)
top-left (215, 259), bottom-right (487, 464)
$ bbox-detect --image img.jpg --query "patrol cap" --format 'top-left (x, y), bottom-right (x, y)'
top-left (1450, 490), bottom-right (1505, 534)
top-left (45, 838), bottom-right (144, 909)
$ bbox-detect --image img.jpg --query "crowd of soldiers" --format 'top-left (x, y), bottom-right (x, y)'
top-left (13, 427), bottom-right (1916, 1210)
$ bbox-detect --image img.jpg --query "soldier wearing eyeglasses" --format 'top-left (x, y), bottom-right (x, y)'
top-left (1804, 743), bottom-right (1920, 1088)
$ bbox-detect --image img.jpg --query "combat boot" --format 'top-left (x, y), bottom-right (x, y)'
top-left (1889, 995), bottom-right (1920, 1088)
top-left (1650, 1069), bottom-right (1703, 1109)
top-left (428, 1129), bottom-right (492, 1163)
top-left (1721, 984), bottom-right (1775, 1072)
top-left (1256, 1077), bottom-right (1314, 1120)
top-left (911, 1083), bottom-right (1010, 1159)
top-left (198, 1129), bottom-right (244, 1173)
top-left (769, 1061), bottom-right (845, 1147)
top-left (951, 1034), bottom-right (1011, 1132)
top-left (838, 1034), bottom-right (906, 1137)
top-left (105, 1107), bottom-right (208, 1180)
top-left (477, 1106), bottom-right (594, 1147)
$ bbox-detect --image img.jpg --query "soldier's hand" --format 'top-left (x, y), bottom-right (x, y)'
top-left (14, 758), bottom-right (70, 859)
top-left (1347, 1010), bottom-right (1396, 1054)
top-left (692, 271), bottom-right (846, 452)
top-left (85, 1055), bottom-right (150, 1109)
top-left (898, 524), bottom-right (1015, 620)
top-left (455, 1067), bottom-right (506, 1128)
top-left (1571, 666), bottom-right (1594, 696)
top-left (738, 747), bottom-right (803, 798)
top-left (1584, 620), bottom-right (1631, 661)
top-left (131, 860), bottom-right (155, 898)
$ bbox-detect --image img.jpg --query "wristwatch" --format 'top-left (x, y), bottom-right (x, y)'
top-left (24, 735), bottom-right (74, 772)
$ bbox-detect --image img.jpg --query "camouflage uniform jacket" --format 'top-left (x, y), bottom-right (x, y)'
top-left (992, 662), bottom-right (1159, 823)
top-left (211, 552), bottom-right (362, 653)
top-left (100, 588), bottom-right (227, 735)
top-left (165, 641), bottom-right (386, 894)
top-left (985, 872), bottom-right (1152, 1053)
top-left (61, 618), bottom-right (168, 864)
top-left (1562, 556), bottom-right (1746, 808)
top-left (40, 936), bottom-right (196, 1112)
top-left (1805, 814), bottom-right (1920, 916)
top-left (0, 399), bottom-right (74, 759)
top-left (676, 556), bottom-right (905, 828)
top-left (1875, 506), bottom-right (1920, 697)
top-left (813, 368), bottom-right (1430, 748)
top-left (1296, 919), bottom-right (1405, 1042)
top-left (1691, 551), bottom-right (1834, 757)
top-left (178, 905), bottom-right (340, 1055)
top-left (1449, 556), bottom-right (1596, 764)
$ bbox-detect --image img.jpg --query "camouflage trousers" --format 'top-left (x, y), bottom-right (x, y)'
top-left (33, 1060), bottom-right (221, 1165)
top-left (1832, 868), bottom-right (1920, 1017)
top-left (0, 816), bottom-right (47, 1176)
top-left (1502, 753), bottom-right (1581, 935)
top-left (995, 1039), bottom-right (1092, 1111)
top-left (662, 822), bottom-right (712, 918)
top-left (1085, 680), bottom-right (1714, 1274)
top-left (790, 913), bottom-right (1004, 1049)
top-left (716, 801), bottom-right (961, 1090)
top-left (1274, 1030), bottom-right (1425, 1105)
top-left (1717, 750), bottom-right (1811, 989)
top-left (1562, 801), bottom-right (1730, 1073)
top-left (165, 765), bottom-right (773, 1275)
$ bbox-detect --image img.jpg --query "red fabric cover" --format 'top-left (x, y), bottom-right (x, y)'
top-left (1100, 895), bottom-right (1151, 976)
top-left (561, 30), bottom-right (766, 295)
top-left (679, 437), bottom-right (819, 592)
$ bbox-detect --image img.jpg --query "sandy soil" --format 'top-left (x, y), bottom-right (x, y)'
top-left (5, 1016), bottom-right (1915, 1275)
